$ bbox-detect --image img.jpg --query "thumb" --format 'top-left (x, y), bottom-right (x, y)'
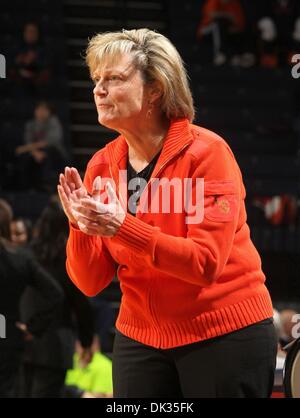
top-left (106, 182), bottom-right (117, 204)
top-left (92, 176), bottom-right (101, 201)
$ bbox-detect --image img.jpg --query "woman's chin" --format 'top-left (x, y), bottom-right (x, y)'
top-left (98, 116), bottom-right (116, 129)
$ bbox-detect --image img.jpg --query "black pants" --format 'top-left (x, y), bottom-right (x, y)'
top-left (112, 319), bottom-right (277, 398)
top-left (0, 349), bottom-right (22, 398)
top-left (18, 363), bottom-right (67, 398)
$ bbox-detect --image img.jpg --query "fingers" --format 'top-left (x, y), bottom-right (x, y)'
top-left (77, 220), bottom-right (113, 237)
top-left (66, 166), bottom-right (84, 192)
top-left (92, 176), bottom-right (101, 201)
top-left (57, 185), bottom-right (70, 215)
top-left (80, 198), bottom-right (109, 214)
top-left (106, 182), bottom-right (117, 204)
top-left (71, 167), bottom-right (84, 188)
top-left (57, 185), bottom-right (70, 210)
top-left (73, 204), bottom-right (111, 227)
top-left (58, 178), bottom-right (76, 207)
top-left (73, 204), bottom-right (96, 220)
top-left (59, 166), bottom-right (87, 202)
top-left (65, 167), bottom-right (76, 192)
top-left (57, 185), bottom-right (77, 225)
top-left (59, 173), bottom-right (72, 198)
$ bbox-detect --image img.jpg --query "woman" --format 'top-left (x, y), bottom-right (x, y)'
top-left (0, 199), bottom-right (62, 397)
top-left (58, 28), bottom-right (277, 398)
top-left (19, 197), bottom-right (94, 398)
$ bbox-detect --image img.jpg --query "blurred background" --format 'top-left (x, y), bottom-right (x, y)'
top-left (0, 0), bottom-right (300, 397)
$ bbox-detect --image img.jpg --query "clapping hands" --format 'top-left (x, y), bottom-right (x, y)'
top-left (57, 167), bottom-right (125, 237)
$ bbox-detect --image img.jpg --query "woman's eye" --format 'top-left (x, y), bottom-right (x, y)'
top-left (93, 75), bottom-right (121, 85)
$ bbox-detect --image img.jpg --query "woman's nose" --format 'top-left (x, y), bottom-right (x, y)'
top-left (93, 81), bottom-right (107, 96)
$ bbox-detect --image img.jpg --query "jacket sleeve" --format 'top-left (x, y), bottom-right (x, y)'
top-left (66, 228), bottom-right (117, 297)
top-left (111, 140), bottom-right (242, 287)
top-left (65, 161), bottom-right (117, 297)
top-left (25, 251), bottom-right (64, 336)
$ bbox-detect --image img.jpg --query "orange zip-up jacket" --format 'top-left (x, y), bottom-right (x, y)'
top-left (66, 118), bottom-right (273, 349)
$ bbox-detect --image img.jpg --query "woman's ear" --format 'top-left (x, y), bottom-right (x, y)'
top-left (148, 81), bottom-right (163, 104)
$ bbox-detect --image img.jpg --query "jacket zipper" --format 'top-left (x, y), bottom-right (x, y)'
top-left (141, 141), bottom-right (192, 333)
top-left (110, 141), bottom-right (192, 335)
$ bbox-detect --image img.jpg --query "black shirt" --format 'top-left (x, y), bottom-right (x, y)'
top-left (0, 245), bottom-right (63, 349)
top-left (127, 151), bottom-right (161, 215)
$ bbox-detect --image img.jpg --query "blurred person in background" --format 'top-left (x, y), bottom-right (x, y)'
top-left (256, 0), bottom-right (300, 67)
top-left (89, 293), bottom-right (115, 355)
top-left (0, 199), bottom-right (63, 398)
top-left (18, 197), bottom-right (94, 398)
top-left (196, 0), bottom-right (252, 66)
top-left (10, 217), bottom-right (32, 247)
top-left (15, 101), bottom-right (68, 192)
top-left (272, 308), bottom-right (285, 397)
top-left (64, 335), bottom-right (113, 398)
top-left (280, 308), bottom-right (299, 346)
top-left (9, 22), bottom-right (50, 96)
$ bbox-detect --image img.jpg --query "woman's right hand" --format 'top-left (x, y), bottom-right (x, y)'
top-left (57, 167), bottom-right (89, 226)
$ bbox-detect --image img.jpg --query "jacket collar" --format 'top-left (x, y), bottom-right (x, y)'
top-left (106, 118), bottom-right (193, 177)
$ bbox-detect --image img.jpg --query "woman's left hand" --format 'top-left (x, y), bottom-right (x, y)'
top-left (72, 181), bottom-right (126, 237)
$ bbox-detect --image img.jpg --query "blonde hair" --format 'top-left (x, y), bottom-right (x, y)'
top-left (86, 28), bottom-right (195, 121)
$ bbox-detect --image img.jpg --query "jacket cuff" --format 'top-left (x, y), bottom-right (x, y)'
top-left (112, 213), bottom-right (159, 254)
top-left (68, 223), bottom-right (97, 253)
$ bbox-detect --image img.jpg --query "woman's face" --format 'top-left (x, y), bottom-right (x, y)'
top-left (35, 105), bottom-right (50, 122)
top-left (92, 53), bottom-right (150, 131)
top-left (24, 24), bottom-right (39, 44)
top-left (10, 220), bottom-right (28, 245)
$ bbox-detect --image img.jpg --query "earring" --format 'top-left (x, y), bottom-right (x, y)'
top-left (146, 102), bottom-right (153, 119)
